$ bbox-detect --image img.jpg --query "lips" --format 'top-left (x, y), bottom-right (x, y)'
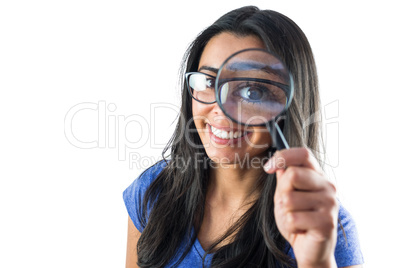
top-left (206, 123), bottom-right (251, 145)
top-left (210, 125), bottom-right (247, 139)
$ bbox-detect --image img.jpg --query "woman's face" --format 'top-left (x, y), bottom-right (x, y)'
top-left (192, 32), bottom-right (272, 165)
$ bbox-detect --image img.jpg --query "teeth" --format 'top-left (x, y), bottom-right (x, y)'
top-left (210, 125), bottom-right (246, 139)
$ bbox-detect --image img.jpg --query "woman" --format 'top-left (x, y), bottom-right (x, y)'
top-left (124, 6), bottom-right (363, 268)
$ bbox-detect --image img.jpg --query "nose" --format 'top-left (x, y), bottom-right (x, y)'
top-left (211, 101), bottom-right (225, 116)
top-left (210, 102), bottom-right (234, 125)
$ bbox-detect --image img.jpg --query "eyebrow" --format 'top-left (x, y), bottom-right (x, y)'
top-left (198, 66), bottom-right (219, 74)
top-left (227, 61), bottom-right (289, 82)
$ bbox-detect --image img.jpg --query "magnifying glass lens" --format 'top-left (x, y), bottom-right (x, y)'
top-left (216, 49), bottom-right (293, 126)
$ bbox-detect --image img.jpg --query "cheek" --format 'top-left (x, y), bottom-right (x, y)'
top-left (250, 127), bottom-right (272, 147)
top-left (192, 100), bottom-right (206, 130)
top-left (192, 100), bottom-right (210, 123)
top-left (191, 99), bottom-right (199, 117)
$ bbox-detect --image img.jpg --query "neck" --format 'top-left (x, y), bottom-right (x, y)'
top-left (207, 157), bottom-right (265, 209)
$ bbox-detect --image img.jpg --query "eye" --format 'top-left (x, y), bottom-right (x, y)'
top-left (205, 77), bottom-right (214, 89)
top-left (190, 73), bottom-right (215, 92)
top-left (234, 83), bottom-right (273, 103)
top-left (238, 86), bottom-right (264, 101)
top-left (229, 81), bottom-right (286, 105)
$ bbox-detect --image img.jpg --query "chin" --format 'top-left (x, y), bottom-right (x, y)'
top-left (205, 148), bottom-right (265, 168)
top-left (205, 149), bottom-right (241, 164)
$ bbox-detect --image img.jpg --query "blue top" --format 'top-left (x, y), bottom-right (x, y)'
top-left (123, 161), bottom-right (364, 267)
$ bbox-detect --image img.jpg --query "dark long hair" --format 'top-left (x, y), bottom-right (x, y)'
top-left (137, 6), bottom-right (321, 267)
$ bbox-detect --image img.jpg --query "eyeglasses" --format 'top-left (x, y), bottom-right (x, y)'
top-left (185, 71), bottom-right (290, 105)
top-left (185, 72), bottom-right (217, 104)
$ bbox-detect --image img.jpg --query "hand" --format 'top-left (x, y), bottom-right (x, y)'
top-left (264, 147), bottom-right (338, 268)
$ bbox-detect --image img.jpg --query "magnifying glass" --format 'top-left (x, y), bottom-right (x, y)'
top-left (215, 48), bottom-right (294, 151)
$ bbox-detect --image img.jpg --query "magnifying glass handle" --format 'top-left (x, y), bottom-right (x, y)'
top-left (267, 121), bottom-right (289, 151)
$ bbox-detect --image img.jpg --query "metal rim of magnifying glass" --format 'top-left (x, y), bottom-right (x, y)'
top-left (214, 48), bottom-right (295, 127)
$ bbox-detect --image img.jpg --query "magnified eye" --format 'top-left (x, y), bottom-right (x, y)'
top-left (233, 82), bottom-right (280, 104)
top-left (238, 86), bottom-right (264, 101)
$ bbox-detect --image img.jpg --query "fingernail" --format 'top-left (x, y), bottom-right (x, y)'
top-left (264, 160), bottom-right (274, 173)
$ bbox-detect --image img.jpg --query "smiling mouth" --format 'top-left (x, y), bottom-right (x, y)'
top-left (206, 123), bottom-right (250, 140)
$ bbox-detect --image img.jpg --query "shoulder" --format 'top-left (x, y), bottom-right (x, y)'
top-left (123, 160), bottom-right (168, 232)
top-left (125, 160), bottom-right (167, 194)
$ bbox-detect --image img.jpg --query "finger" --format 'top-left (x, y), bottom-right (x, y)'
top-left (276, 166), bottom-right (333, 192)
top-left (283, 210), bottom-right (337, 235)
top-left (275, 190), bottom-right (336, 213)
top-left (264, 147), bottom-right (321, 173)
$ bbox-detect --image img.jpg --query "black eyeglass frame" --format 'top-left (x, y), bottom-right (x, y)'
top-left (185, 72), bottom-right (217, 104)
top-left (185, 72), bottom-right (291, 105)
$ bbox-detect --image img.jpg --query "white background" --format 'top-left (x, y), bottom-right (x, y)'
top-left (1, 0), bottom-right (401, 267)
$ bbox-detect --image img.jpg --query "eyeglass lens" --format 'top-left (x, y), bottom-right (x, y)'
top-left (188, 73), bottom-right (216, 103)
